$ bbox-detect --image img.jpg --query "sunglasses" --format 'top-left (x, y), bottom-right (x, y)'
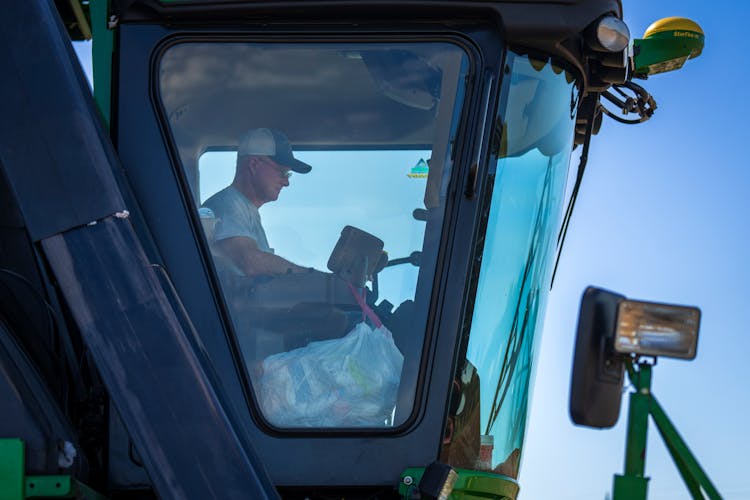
top-left (252, 156), bottom-right (292, 178)
top-left (274, 166), bottom-right (292, 179)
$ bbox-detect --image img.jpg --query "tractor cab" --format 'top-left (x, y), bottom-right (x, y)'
top-left (0, 1), bottom-right (706, 498)
top-left (110, 17), bottom-right (580, 492)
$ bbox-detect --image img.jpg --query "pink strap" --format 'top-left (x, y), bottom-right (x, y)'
top-left (346, 282), bottom-right (383, 328)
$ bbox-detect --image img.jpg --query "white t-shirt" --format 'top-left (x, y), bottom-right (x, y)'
top-left (202, 186), bottom-right (272, 253)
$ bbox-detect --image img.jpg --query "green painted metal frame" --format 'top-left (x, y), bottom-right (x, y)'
top-left (56, 0), bottom-right (111, 123)
top-left (25, 476), bottom-right (74, 498)
top-left (0, 439), bottom-right (108, 499)
top-left (90, 0), bottom-right (114, 126)
top-left (399, 467), bottom-right (520, 499)
top-left (0, 439), bottom-right (24, 499)
top-left (613, 362), bottom-right (721, 500)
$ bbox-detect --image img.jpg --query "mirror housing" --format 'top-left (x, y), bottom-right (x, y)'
top-left (632, 17), bottom-right (704, 78)
top-left (569, 287), bottom-right (625, 428)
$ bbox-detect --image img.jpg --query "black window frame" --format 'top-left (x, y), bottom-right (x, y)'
top-left (115, 18), bottom-right (506, 486)
top-left (151, 31), bottom-right (481, 435)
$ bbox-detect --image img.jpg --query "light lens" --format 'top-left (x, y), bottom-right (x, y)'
top-left (614, 300), bottom-right (700, 359)
top-left (597, 17), bottom-right (631, 52)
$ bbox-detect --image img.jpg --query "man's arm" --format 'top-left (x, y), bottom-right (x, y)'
top-left (214, 236), bottom-right (308, 277)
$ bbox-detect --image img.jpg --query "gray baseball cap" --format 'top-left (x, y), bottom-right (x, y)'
top-left (237, 128), bottom-right (312, 174)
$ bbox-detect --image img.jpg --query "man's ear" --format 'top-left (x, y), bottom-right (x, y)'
top-left (244, 156), bottom-right (260, 173)
top-left (247, 156), bottom-right (264, 173)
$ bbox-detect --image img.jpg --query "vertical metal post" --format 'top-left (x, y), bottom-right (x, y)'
top-left (624, 364), bottom-right (651, 477)
top-left (613, 362), bottom-right (651, 500)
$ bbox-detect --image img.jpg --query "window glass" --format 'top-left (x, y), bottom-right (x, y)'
top-left (159, 41), bottom-right (469, 428)
top-left (440, 52), bottom-right (578, 474)
top-left (199, 149), bottom-right (430, 308)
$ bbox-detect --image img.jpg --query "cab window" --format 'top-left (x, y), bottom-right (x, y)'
top-left (158, 40), bottom-right (469, 428)
top-left (440, 52), bottom-right (579, 475)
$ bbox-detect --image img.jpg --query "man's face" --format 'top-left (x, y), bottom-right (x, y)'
top-left (247, 156), bottom-right (291, 204)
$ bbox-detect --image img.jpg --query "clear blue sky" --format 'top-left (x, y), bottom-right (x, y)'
top-left (521, 2), bottom-right (750, 499)
top-left (72, 1), bottom-right (750, 497)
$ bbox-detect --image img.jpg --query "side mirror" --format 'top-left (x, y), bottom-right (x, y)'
top-left (569, 287), bottom-right (702, 428)
top-left (569, 287), bottom-right (625, 428)
top-left (632, 17), bottom-right (704, 78)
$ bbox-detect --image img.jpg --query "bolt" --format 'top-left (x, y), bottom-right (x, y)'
top-left (403, 476), bottom-right (414, 486)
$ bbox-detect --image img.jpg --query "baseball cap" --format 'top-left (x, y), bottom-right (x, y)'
top-left (237, 128), bottom-right (312, 174)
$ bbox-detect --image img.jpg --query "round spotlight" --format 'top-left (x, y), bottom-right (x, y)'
top-left (596, 16), bottom-right (631, 52)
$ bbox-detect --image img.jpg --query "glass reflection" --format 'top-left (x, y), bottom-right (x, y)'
top-left (441, 52), bottom-right (578, 475)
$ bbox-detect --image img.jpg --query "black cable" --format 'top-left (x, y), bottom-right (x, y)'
top-left (552, 80), bottom-right (658, 286)
top-left (550, 105), bottom-right (594, 288)
top-left (0, 268), bottom-right (86, 399)
top-left (600, 81), bottom-right (657, 124)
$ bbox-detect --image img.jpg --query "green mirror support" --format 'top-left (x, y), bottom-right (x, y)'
top-left (632, 17), bottom-right (704, 78)
top-left (613, 361), bottom-right (721, 500)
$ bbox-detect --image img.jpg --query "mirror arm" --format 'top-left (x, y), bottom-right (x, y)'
top-left (649, 394), bottom-right (722, 499)
top-left (614, 360), bottom-right (722, 500)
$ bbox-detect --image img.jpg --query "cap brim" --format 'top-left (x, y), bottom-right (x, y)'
top-left (279, 157), bottom-right (312, 174)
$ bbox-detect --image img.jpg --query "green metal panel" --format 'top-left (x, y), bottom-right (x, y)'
top-left (0, 439), bottom-right (24, 500)
top-left (25, 476), bottom-right (73, 497)
top-left (613, 474), bottom-right (649, 499)
top-left (400, 467), bottom-right (519, 499)
top-left (0, 439), bottom-right (107, 499)
top-left (90, 0), bottom-right (113, 126)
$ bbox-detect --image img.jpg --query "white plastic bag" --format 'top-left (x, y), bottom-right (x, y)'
top-left (258, 322), bottom-right (404, 428)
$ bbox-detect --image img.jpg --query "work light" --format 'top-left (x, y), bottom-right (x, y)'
top-left (595, 16), bottom-right (630, 52)
top-left (614, 299), bottom-right (700, 360)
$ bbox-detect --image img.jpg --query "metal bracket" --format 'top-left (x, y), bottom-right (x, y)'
top-left (399, 466), bottom-right (519, 499)
top-left (0, 439), bottom-right (106, 499)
